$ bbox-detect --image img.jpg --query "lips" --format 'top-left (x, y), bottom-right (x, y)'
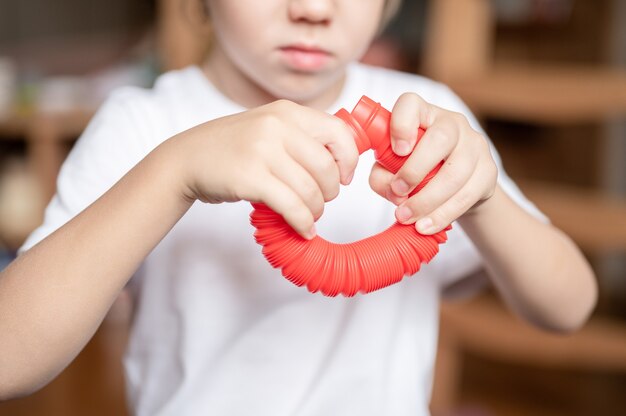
top-left (278, 44), bottom-right (333, 72)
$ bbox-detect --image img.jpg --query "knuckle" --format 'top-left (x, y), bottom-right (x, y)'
top-left (256, 111), bottom-right (283, 133)
top-left (285, 202), bottom-right (312, 228)
top-left (390, 120), bottom-right (414, 141)
top-left (315, 155), bottom-right (339, 182)
top-left (332, 117), bottom-right (351, 135)
top-left (473, 131), bottom-right (490, 149)
top-left (282, 198), bottom-right (301, 214)
top-left (399, 91), bottom-right (421, 103)
top-left (325, 182), bottom-right (340, 201)
top-left (301, 181), bottom-right (321, 203)
top-left (245, 136), bottom-right (266, 157)
top-left (335, 123), bottom-right (359, 156)
top-left (398, 165), bottom-right (422, 184)
top-left (322, 177), bottom-right (340, 201)
top-left (454, 190), bottom-right (474, 211)
top-left (486, 156), bottom-right (498, 175)
top-left (247, 135), bottom-right (275, 160)
top-left (429, 128), bottom-right (453, 152)
top-left (441, 168), bottom-right (464, 190)
top-left (462, 134), bottom-right (487, 161)
top-left (320, 153), bottom-right (336, 172)
top-left (238, 161), bottom-right (262, 182)
top-left (431, 202), bottom-right (457, 227)
top-left (451, 111), bottom-right (467, 126)
top-left (271, 99), bottom-right (294, 111)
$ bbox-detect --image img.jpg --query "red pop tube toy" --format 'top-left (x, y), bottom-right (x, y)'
top-left (250, 96), bottom-right (450, 297)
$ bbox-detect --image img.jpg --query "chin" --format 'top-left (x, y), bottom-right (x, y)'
top-left (264, 70), bottom-right (343, 105)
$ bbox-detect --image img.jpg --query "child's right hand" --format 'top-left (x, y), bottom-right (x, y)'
top-left (166, 100), bottom-right (359, 239)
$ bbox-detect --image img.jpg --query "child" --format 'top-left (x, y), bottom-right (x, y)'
top-left (0, 1), bottom-right (596, 415)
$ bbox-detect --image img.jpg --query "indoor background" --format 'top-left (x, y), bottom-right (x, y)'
top-left (0, 0), bottom-right (625, 415)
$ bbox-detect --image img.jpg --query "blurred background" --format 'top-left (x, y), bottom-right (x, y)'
top-left (0, 0), bottom-right (625, 415)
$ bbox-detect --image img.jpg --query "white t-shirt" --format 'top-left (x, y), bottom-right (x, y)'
top-left (20, 63), bottom-right (544, 416)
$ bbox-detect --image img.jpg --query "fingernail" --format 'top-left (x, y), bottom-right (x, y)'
top-left (396, 205), bottom-right (413, 223)
top-left (305, 224), bottom-right (317, 240)
top-left (416, 217), bottom-right (434, 234)
top-left (394, 140), bottom-right (411, 156)
top-left (391, 179), bottom-right (410, 196)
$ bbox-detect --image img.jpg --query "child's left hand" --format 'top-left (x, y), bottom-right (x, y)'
top-left (369, 92), bottom-right (498, 235)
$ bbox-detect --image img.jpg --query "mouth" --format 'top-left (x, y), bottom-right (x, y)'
top-left (278, 44), bottom-right (333, 72)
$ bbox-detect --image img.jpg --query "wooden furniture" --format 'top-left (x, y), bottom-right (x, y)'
top-left (424, 0), bottom-right (626, 252)
top-left (0, 109), bottom-right (94, 210)
top-left (0, 0), bottom-right (206, 232)
top-left (424, 0), bottom-right (626, 120)
top-left (431, 293), bottom-right (626, 413)
top-left (423, 0), bottom-right (626, 413)
top-left (520, 179), bottom-right (626, 253)
top-left (156, 0), bottom-right (211, 71)
top-left (448, 63), bottom-right (626, 124)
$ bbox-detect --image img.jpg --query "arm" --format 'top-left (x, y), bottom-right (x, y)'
top-left (369, 92), bottom-right (597, 332)
top-left (0, 100), bottom-right (358, 399)
top-left (0, 140), bottom-right (192, 400)
top-left (457, 185), bottom-right (597, 332)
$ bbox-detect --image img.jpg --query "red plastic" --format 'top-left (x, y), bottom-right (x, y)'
top-left (250, 96), bottom-right (449, 297)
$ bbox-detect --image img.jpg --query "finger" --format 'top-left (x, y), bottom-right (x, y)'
top-left (413, 163), bottom-right (495, 235)
top-left (390, 92), bottom-right (432, 157)
top-left (394, 144), bottom-right (478, 224)
top-left (321, 122), bottom-right (359, 186)
top-left (391, 114), bottom-right (459, 197)
top-left (284, 129), bottom-right (341, 203)
top-left (270, 149), bottom-right (326, 220)
top-left (369, 162), bottom-right (407, 206)
top-left (252, 173), bottom-right (317, 239)
top-left (282, 102), bottom-right (359, 185)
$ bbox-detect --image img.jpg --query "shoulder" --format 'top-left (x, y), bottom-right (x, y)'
top-left (90, 66), bottom-right (214, 145)
top-left (348, 63), bottom-right (462, 110)
top-left (63, 67), bottom-right (211, 182)
top-left (99, 66), bottom-right (204, 121)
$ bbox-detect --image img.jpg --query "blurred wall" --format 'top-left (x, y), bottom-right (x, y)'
top-left (0, 0), bottom-right (154, 44)
top-left (0, 0), bottom-right (155, 75)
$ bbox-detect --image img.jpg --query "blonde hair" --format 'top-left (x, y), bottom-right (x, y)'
top-left (381, 0), bottom-right (403, 29)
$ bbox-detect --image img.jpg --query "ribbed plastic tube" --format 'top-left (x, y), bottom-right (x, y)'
top-left (250, 96), bottom-right (450, 297)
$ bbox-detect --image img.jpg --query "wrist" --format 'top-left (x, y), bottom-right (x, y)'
top-left (149, 133), bottom-right (198, 206)
top-left (458, 184), bottom-right (504, 227)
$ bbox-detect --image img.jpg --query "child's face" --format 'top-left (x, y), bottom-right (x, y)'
top-left (204, 0), bottom-right (386, 108)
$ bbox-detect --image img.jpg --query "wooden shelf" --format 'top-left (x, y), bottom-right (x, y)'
top-left (0, 109), bottom-right (94, 205)
top-left (425, 2), bottom-right (626, 411)
top-left (519, 180), bottom-right (626, 253)
top-left (432, 293), bottom-right (626, 413)
top-left (0, 110), bottom-right (94, 140)
top-left (440, 294), bottom-right (626, 372)
top-left (448, 64), bottom-right (626, 124)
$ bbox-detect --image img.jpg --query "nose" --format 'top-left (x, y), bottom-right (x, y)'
top-left (288, 0), bottom-right (334, 25)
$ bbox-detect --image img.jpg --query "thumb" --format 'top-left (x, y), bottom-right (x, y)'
top-left (390, 92), bottom-right (431, 157)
